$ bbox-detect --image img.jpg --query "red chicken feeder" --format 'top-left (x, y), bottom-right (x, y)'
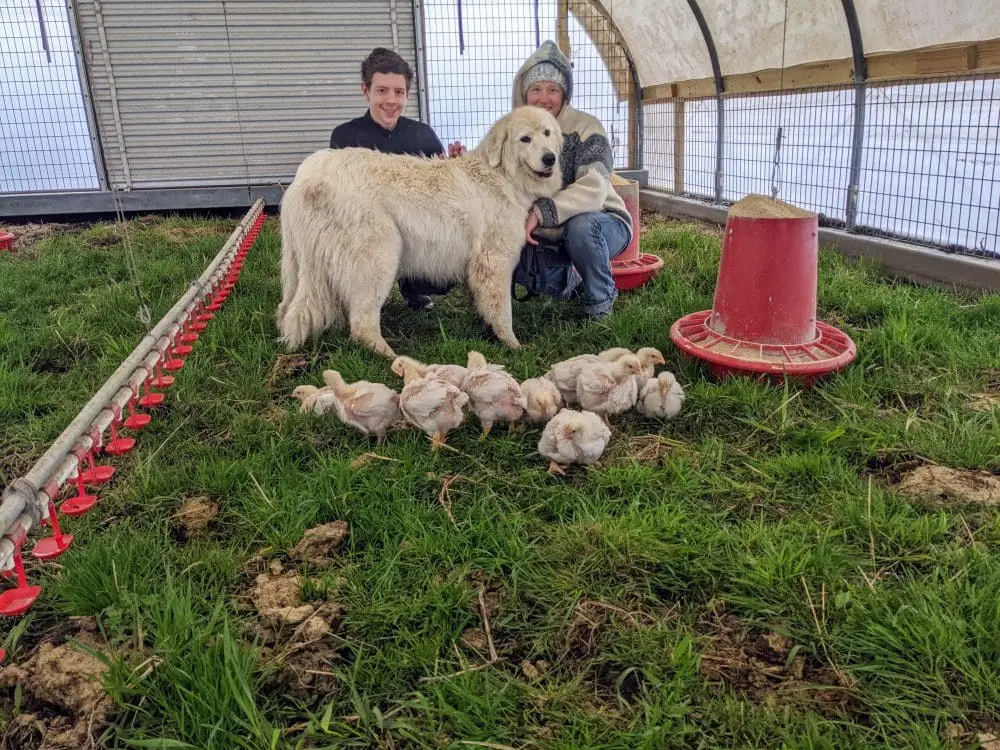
top-left (670, 194), bottom-right (856, 386)
top-left (611, 177), bottom-right (663, 291)
top-left (0, 232), bottom-right (14, 252)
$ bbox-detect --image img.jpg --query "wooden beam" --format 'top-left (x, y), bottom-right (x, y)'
top-left (556, 0), bottom-right (570, 58)
top-left (641, 37), bottom-right (1000, 102)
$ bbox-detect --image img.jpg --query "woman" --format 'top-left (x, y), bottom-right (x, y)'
top-left (510, 40), bottom-right (632, 321)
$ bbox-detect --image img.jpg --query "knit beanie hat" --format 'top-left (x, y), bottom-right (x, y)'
top-left (522, 61), bottom-right (567, 96)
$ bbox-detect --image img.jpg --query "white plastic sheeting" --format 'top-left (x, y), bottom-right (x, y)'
top-left (595, 0), bottom-right (1000, 87)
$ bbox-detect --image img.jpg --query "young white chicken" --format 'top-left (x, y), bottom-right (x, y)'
top-left (390, 355), bottom-right (468, 389)
top-left (576, 353), bottom-right (642, 422)
top-left (537, 408), bottom-right (612, 475)
top-left (598, 346), bottom-right (667, 390)
top-left (291, 385), bottom-right (342, 416)
top-left (543, 353), bottom-right (602, 405)
top-left (637, 371), bottom-right (686, 420)
top-left (398, 365), bottom-right (469, 451)
top-left (321, 370), bottom-right (402, 443)
top-left (461, 350), bottom-right (527, 439)
top-left (520, 377), bottom-right (563, 424)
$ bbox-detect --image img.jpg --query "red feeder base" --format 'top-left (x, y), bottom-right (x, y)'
top-left (81, 464), bottom-right (115, 484)
top-left (62, 494), bottom-right (98, 516)
top-left (163, 357), bottom-right (185, 372)
top-left (172, 344), bottom-right (193, 356)
top-left (125, 412), bottom-right (152, 429)
top-left (140, 392), bottom-right (165, 407)
top-left (104, 437), bottom-right (136, 455)
top-left (0, 585), bottom-right (41, 617)
top-left (33, 530), bottom-right (73, 560)
top-left (670, 310), bottom-right (856, 386)
top-left (612, 253), bottom-right (665, 292)
top-left (179, 332), bottom-right (199, 344)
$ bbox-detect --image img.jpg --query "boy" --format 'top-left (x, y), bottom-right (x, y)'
top-left (329, 47), bottom-right (462, 310)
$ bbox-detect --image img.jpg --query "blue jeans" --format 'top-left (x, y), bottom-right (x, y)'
top-left (513, 212), bottom-right (631, 317)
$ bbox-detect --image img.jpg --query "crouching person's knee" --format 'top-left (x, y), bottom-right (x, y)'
top-left (563, 212), bottom-right (603, 255)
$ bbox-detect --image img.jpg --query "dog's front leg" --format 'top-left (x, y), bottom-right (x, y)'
top-left (468, 246), bottom-right (520, 350)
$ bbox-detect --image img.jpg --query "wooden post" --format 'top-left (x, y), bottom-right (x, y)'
top-left (557, 0), bottom-right (570, 57)
top-left (673, 99), bottom-right (685, 194)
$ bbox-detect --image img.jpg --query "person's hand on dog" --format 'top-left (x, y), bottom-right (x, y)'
top-left (525, 209), bottom-right (541, 246)
top-left (447, 141), bottom-right (466, 158)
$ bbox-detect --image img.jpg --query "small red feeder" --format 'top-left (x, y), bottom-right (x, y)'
top-left (610, 177), bottom-right (663, 292)
top-left (104, 406), bottom-right (136, 456)
top-left (670, 194), bottom-right (856, 385)
top-left (32, 498), bottom-right (73, 560)
top-left (0, 232), bottom-right (14, 252)
top-left (80, 445), bottom-right (115, 484)
top-left (61, 460), bottom-right (99, 516)
top-left (124, 389), bottom-right (152, 429)
top-left (0, 530), bottom-right (41, 617)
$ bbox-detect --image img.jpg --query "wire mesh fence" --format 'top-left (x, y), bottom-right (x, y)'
top-left (421, 0), bottom-right (636, 168)
top-left (642, 73), bottom-right (999, 258)
top-left (858, 75), bottom-right (999, 256)
top-left (1, 0), bottom-right (100, 194)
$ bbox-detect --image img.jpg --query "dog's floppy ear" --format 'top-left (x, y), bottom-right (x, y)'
top-left (478, 120), bottom-right (508, 169)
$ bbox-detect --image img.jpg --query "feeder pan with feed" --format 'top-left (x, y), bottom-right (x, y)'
top-left (670, 194), bottom-right (856, 386)
top-left (610, 175), bottom-right (663, 291)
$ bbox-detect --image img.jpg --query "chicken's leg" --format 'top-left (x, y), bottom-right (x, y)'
top-left (547, 460), bottom-right (567, 476)
top-left (431, 430), bottom-right (446, 452)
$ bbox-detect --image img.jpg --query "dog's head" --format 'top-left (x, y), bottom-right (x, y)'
top-left (476, 106), bottom-right (562, 198)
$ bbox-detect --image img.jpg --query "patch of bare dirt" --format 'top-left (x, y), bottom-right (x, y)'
top-left (863, 451), bottom-right (925, 484)
top-left (0, 621), bottom-right (112, 750)
top-left (170, 496), bottom-right (219, 543)
top-left (896, 465), bottom-right (1000, 505)
top-left (252, 561), bottom-right (315, 625)
top-left (0, 222), bottom-right (76, 254)
top-left (163, 225), bottom-right (224, 242)
top-left (290, 521), bottom-right (350, 568)
top-left (696, 609), bottom-right (856, 717)
top-left (247, 560), bottom-right (346, 703)
top-left (266, 354), bottom-right (311, 389)
top-left (941, 724), bottom-right (1000, 750)
top-left (564, 598), bottom-right (659, 659)
top-left (520, 659), bottom-right (550, 681)
top-left (460, 627), bottom-right (490, 655)
top-left (969, 393), bottom-right (1000, 412)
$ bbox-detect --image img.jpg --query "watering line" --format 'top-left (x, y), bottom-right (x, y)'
top-left (0, 199), bottom-right (266, 616)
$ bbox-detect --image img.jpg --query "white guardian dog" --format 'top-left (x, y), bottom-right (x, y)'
top-left (275, 106), bottom-right (564, 359)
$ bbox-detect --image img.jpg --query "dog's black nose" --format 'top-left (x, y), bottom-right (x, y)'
top-left (541, 152), bottom-right (556, 167)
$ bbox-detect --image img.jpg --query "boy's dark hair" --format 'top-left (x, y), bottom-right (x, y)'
top-left (362, 47), bottom-right (413, 89)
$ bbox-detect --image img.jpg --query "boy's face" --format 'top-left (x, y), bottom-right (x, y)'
top-left (363, 72), bottom-right (408, 131)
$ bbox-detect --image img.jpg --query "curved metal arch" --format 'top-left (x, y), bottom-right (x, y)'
top-left (684, 0), bottom-right (724, 95)
top-left (841, 0), bottom-right (867, 228)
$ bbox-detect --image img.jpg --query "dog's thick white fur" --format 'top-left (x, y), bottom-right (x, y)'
top-left (275, 106), bottom-right (563, 358)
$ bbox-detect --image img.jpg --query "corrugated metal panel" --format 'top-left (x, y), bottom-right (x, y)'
top-left (74, 0), bottom-right (418, 189)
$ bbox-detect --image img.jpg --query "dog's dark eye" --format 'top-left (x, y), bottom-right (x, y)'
top-left (519, 135), bottom-right (532, 143)
top-left (543, 129), bottom-right (551, 137)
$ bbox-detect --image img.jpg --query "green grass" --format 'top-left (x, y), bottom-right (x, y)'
top-left (1, 211), bottom-right (998, 749)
